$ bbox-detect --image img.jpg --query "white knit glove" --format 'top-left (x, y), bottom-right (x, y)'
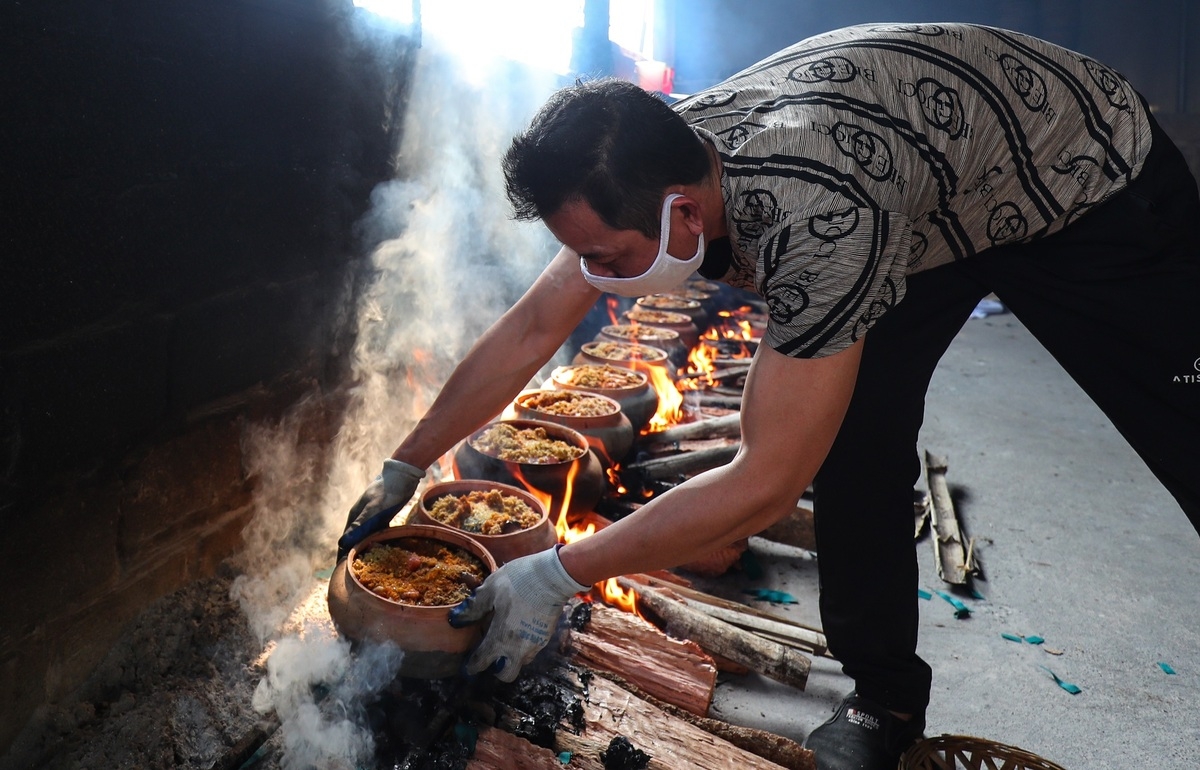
top-left (337, 459), bottom-right (425, 561)
top-left (449, 545), bottom-right (590, 682)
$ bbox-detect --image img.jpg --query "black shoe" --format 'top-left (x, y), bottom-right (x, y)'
top-left (802, 692), bottom-right (925, 770)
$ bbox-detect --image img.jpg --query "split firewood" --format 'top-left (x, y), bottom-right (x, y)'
top-left (923, 450), bottom-right (975, 584)
top-left (601, 674), bottom-right (816, 770)
top-left (641, 437), bottom-right (739, 460)
top-left (913, 489), bottom-right (931, 539)
top-left (756, 505), bottom-right (817, 552)
top-left (627, 576), bottom-right (828, 657)
top-left (624, 442), bottom-right (739, 481)
top-left (710, 363), bottom-right (752, 383)
top-left (568, 674), bottom-right (796, 769)
top-left (687, 392), bottom-right (744, 410)
top-left (617, 577), bottom-right (810, 690)
top-left (641, 412), bottom-right (741, 444)
top-left (468, 727), bottom-right (569, 769)
top-left (561, 600), bottom-right (717, 716)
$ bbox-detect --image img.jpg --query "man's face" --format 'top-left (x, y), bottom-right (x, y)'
top-left (545, 198), bottom-right (696, 279)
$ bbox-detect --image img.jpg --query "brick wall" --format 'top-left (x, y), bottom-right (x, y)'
top-left (0, 0), bottom-right (416, 754)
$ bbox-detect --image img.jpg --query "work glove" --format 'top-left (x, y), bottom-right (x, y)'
top-left (337, 459), bottom-right (425, 562)
top-left (449, 545), bottom-right (591, 682)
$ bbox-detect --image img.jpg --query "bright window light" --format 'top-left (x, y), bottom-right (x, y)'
top-left (355, 0), bottom-right (584, 78)
top-left (610, 0), bottom-right (656, 61)
top-left (354, 0), bottom-right (414, 25)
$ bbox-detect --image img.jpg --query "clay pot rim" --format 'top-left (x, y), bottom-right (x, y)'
top-left (667, 289), bottom-right (715, 301)
top-left (345, 523), bottom-right (498, 609)
top-left (550, 364), bottom-right (650, 391)
top-left (599, 324), bottom-right (681, 342)
top-left (636, 295), bottom-right (702, 311)
top-left (418, 479), bottom-right (550, 542)
top-left (623, 309), bottom-right (693, 325)
top-left (466, 417), bottom-right (591, 467)
top-left (513, 388), bottom-right (623, 419)
top-left (580, 340), bottom-right (669, 363)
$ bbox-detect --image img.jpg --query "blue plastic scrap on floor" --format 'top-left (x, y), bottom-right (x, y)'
top-left (1040, 665), bottom-right (1083, 694)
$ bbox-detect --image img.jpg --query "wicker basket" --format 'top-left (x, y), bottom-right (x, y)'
top-left (899, 735), bottom-right (1068, 770)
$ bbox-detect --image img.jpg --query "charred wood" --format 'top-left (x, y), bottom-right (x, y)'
top-left (623, 443), bottom-right (739, 482)
top-left (641, 413), bottom-right (741, 444)
top-left (755, 506), bottom-right (817, 552)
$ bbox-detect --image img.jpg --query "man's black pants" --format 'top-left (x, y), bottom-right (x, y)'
top-left (812, 114), bottom-right (1200, 716)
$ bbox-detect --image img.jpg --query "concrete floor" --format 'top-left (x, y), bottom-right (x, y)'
top-left (699, 311), bottom-right (1200, 770)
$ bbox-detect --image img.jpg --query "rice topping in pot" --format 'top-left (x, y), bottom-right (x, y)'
top-left (582, 340), bottom-right (667, 362)
top-left (428, 489), bottom-right (541, 534)
top-left (519, 390), bottom-right (617, 417)
top-left (553, 364), bottom-right (646, 389)
top-left (351, 537), bottom-right (486, 606)
top-left (470, 423), bottom-right (586, 463)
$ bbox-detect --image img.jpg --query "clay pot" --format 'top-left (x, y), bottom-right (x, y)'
top-left (547, 364), bottom-right (659, 433)
top-left (573, 340), bottom-right (673, 381)
top-left (512, 389), bottom-right (634, 467)
top-left (665, 286), bottom-right (716, 304)
top-left (412, 479), bottom-right (556, 566)
top-left (596, 324), bottom-right (688, 370)
top-left (326, 524), bottom-right (497, 679)
top-left (622, 307), bottom-right (700, 348)
top-left (635, 294), bottom-right (707, 328)
top-left (453, 418), bottom-right (605, 517)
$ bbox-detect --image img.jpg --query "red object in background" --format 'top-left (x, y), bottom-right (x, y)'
top-left (635, 59), bottom-right (674, 95)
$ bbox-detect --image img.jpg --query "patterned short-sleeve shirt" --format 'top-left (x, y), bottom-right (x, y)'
top-left (674, 23), bottom-right (1151, 357)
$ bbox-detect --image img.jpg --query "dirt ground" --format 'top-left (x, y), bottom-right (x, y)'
top-left (2, 564), bottom-right (270, 770)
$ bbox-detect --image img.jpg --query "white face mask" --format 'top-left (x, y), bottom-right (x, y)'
top-left (579, 193), bottom-right (705, 297)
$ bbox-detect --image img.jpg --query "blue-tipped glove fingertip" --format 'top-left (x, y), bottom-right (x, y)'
top-left (448, 594), bottom-right (476, 628)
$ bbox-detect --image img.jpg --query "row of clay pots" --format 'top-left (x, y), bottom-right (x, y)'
top-left (326, 282), bottom-right (730, 678)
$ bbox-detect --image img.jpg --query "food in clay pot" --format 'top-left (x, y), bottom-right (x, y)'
top-left (635, 293), bottom-right (707, 329)
top-left (326, 524), bottom-right (497, 678)
top-left (453, 418), bottom-right (604, 518)
top-left (622, 307), bottom-right (700, 348)
top-left (512, 388), bottom-right (635, 467)
top-left (664, 286), bottom-right (716, 303)
top-left (546, 363), bottom-right (659, 433)
top-left (573, 339), bottom-right (672, 379)
top-left (596, 323), bottom-right (688, 369)
top-left (411, 479), bottom-right (556, 565)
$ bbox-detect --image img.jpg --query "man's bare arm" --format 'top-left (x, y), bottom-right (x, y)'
top-left (392, 247), bottom-right (600, 470)
top-left (559, 338), bottom-right (863, 585)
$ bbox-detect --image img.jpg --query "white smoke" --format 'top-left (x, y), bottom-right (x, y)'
top-left (230, 30), bottom-right (562, 769)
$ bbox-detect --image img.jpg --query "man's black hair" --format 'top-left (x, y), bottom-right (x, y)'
top-left (503, 78), bottom-right (711, 238)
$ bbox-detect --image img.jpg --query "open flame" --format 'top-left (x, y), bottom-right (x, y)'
top-left (606, 296), bottom-right (622, 325)
top-left (403, 348), bottom-right (438, 420)
top-left (676, 337), bottom-right (717, 391)
top-left (507, 457), bottom-right (643, 617)
top-left (641, 364), bottom-right (683, 433)
top-left (717, 306), bottom-right (759, 340)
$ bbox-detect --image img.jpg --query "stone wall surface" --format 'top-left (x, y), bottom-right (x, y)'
top-left (0, 0), bottom-right (416, 755)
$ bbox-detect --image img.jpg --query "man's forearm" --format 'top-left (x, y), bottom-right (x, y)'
top-left (391, 324), bottom-right (562, 469)
top-left (390, 246), bottom-right (601, 470)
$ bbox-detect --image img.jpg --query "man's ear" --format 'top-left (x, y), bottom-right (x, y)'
top-left (675, 195), bottom-right (707, 236)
